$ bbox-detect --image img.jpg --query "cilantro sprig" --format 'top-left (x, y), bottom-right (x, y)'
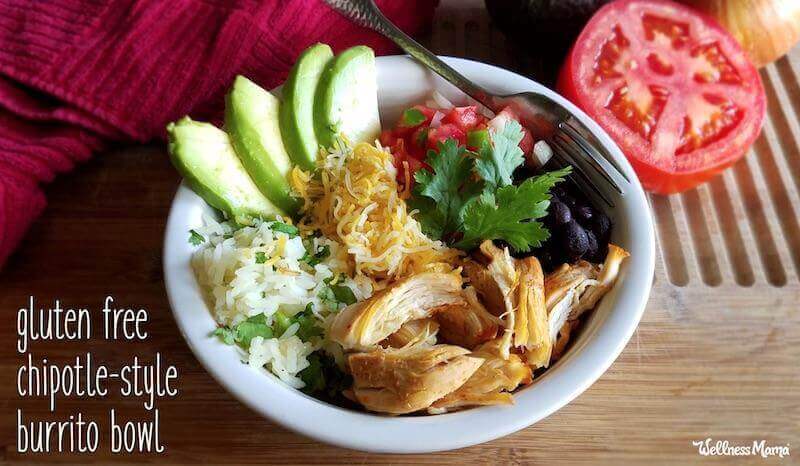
top-left (411, 121), bottom-right (569, 252)
top-left (455, 167), bottom-right (571, 251)
top-left (474, 119), bottom-right (525, 192)
top-left (409, 139), bottom-right (481, 239)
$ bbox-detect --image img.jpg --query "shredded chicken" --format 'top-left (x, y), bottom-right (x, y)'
top-left (551, 320), bottom-right (578, 362)
top-left (528, 243), bottom-right (629, 368)
top-left (340, 236), bottom-right (627, 412)
top-left (329, 271), bottom-right (465, 350)
top-left (544, 261), bottom-right (596, 312)
top-left (430, 338), bottom-right (532, 412)
top-left (569, 244), bottom-right (630, 320)
top-left (348, 344), bottom-right (484, 414)
top-left (435, 286), bottom-right (501, 349)
top-left (382, 318), bottom-right (439, 348)
top-left (515, 256), bottom-right (548, 350)
top-left (463, 241), bottom-right (518, 358)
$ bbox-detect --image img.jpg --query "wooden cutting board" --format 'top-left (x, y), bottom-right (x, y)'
top-left (1, 1), bottom-right (798, 464)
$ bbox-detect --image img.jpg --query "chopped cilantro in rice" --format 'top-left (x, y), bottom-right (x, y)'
top-left (191, 214), bottom-right (371, 389)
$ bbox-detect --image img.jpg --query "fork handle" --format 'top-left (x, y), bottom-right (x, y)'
top-left (329, 0), bottom-right (498, 112)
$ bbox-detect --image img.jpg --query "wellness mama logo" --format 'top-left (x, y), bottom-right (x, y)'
top-left (692, 438), bottom-right (790, 459)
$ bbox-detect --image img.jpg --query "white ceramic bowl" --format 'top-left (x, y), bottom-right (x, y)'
top-left (163, 56), bottom-right (656, 453)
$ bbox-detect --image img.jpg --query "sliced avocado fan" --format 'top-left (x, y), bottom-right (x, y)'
top-left (314, 45), bottom-right (381, 149)
top-left (167, 117), bottom-right (284, 224)
top-left (279, 43), bottom-right (334, 170)
top-left (226, 75), bottom-right (299, 215)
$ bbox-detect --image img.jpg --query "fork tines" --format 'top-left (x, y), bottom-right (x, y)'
top-left (548, 136), bottom-right (615, 209)
top-left (545, 119), bottom-right (629, 209)
top-left (559, 119), bottom-right (631, 184)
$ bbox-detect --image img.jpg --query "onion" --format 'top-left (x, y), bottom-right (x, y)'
top-left (682, 0), bottom-right (800, 67)
top-left (430, 111), bottom-right (445, 128)
top-left (532, 140), bottom-right (553, 168)
top-left (431, 90), bottom-right (455, 110)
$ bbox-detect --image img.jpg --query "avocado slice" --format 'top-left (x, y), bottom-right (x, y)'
top-left (167, 117), bottom-right (284, 223)
top-left (313, 45), bottom-right (381, 149)
top-left (226, 75), bottom-right (299, 214)
top-left (279, 43), bottom-right (334, 170)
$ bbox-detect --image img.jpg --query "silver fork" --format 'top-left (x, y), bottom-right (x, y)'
top-left (324, 0), bottom-right (631, 207)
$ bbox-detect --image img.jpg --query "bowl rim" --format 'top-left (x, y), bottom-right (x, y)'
top-left (163, 55), bottom-right (656, 453)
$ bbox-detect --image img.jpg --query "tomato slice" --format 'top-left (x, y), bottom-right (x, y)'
top-left (557, 0), bottom-right (765, 194)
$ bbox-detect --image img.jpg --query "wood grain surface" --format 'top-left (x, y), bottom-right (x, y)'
top-left (1, 1), bottom-right (798, 464)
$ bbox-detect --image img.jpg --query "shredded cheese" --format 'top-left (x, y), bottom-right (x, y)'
top-left (291, 140), bottom-right (461, 284)
top-left (401, 160), bottom-right (411, 200)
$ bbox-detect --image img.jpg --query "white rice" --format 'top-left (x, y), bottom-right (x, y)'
top-left (191, 214), bottom-right (371, 388)
top-left (248, 334), bottom-right (313, 389)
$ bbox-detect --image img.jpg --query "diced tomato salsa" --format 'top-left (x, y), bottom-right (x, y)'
top-left (384, 104), bottom-right (534, 190)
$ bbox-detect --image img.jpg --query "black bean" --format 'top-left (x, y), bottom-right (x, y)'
top-left (561, 220), bottom-right (589, 260)
top-left (561, 194), bottom-right (577, 208)
top-left (585, 230), bottom-right (598, 261)
top-left (549, 201), bottom-right (572, 226)
top-left (574, 205), bottom-right (593, 225)
top-left (591, 211), bottom-right (611, 242)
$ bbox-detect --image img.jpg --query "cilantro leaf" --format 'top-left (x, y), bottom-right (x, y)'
top-left (330, 285), bottom-right (357, 305)
top-left (474, 120), bottom-right (525, 191)
top-left (302, 244), bottom-right (330, 267)
top-left (299, 351), bottom-right (352, 397)
top-left (408, 121), bottom-right (568, 254)
top-left (273, 305), bottom-right (324, 341)
top-left (188, 229), bottom-right (205, 246)
top-left (317, 274), bottom-right (358, 308)
top-left (271, 311), bottom-right (293, 337)
top-left (211, 314), bottom-right (274, 349)
top-left (407, 196), bottom-right (447, 239)
top-left (456, 167), bottom-right (571, 252)
top-left (294, 303), bottom-right (324, 340)
top-left (318, 286), bottom-right (337, 307)
top-left (255, 251), bottom-right (267, 264)
top-left (211, 303), bottom-right (325, 351)
top-left (212, 326), bottom-right (235, 345)
top-left (234, 314), bottom-right (274, 347)
top-left (299, 352), bottom-right (326, 393)
top-left (400, 108), bottom-right (426, 127)
top-left (270, 221), bottom-right (299, 237)
top-left (411, 139), bottom-right (482, 238)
